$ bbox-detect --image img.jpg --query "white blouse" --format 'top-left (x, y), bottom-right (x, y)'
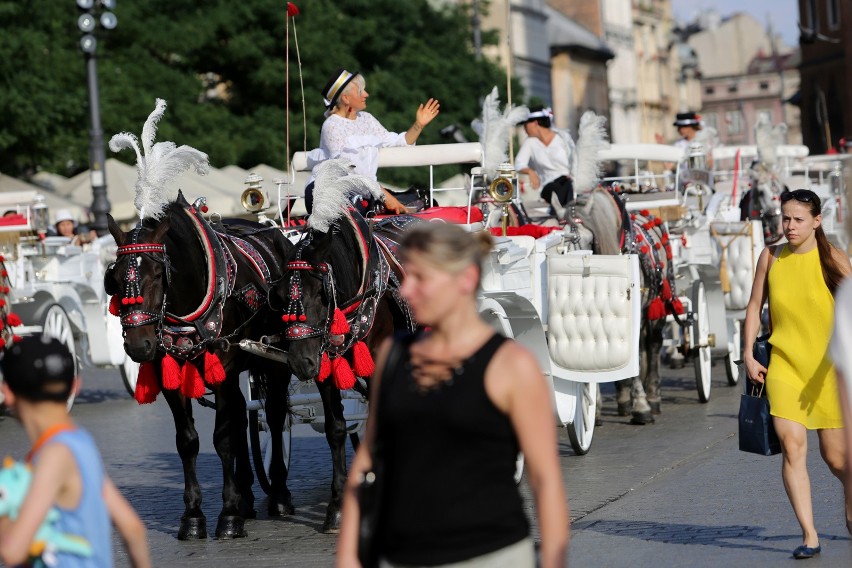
top-left (316, 112), bottom-right (410, 182)
top-left (514, 130), bottom-right (573, 189)
top-left (829, 277), bottom-right (852, 413)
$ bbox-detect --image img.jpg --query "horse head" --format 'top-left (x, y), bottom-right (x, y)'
top-left (565, 186), bottom-right (626, 255)
top-left (106, 213), bottom-right (172, 362)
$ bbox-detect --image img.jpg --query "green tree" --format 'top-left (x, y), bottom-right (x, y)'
top-left (0, 0), bottom-right (517, 189)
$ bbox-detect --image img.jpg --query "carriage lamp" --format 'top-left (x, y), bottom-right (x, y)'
top-left (241, 172), bottom-right (268, 213)
top-left (31, 195), bottom-right (50, 237)
top-left (686, 142), bottom-right (707, 172)
top-left (488, 163), bottom-right (517, 237)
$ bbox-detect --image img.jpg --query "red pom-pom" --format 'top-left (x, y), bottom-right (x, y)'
top-left (0, 338), bottom-right (5, 350)
top-left (630, 214), bottom-right (636, 221)
top-left (109, 295), bottom-right (121, 316)
top-left (6, 313), bottom-right (21, 327)
top-left (666, 250), bottom-right (673, 260)
top-left (162, 354), bottom-right (182, 390)
top-left (181, 361), bottom-right (206, 399)
top-left (635, 233), bottom-right (644, 242)
top-left (122, 297), bottom-right (130, 305)
top-left (661, 279), bottom-right (672, 301)
top-left (654, 218), bottom-right (663, 226)
top-left (12, 335), bottom-right (22, 343)
top-left (640, 209), bottom-right (650, 217)
top-left (203, 351), bottom-right (226, 385)
top-left (0, 255), bottom-right (4, 262)
top-left (128, 297), bottom-right (137, 305)
top-left (661, 233), bottom-right (669, 245)
top-left (299, 314), bottom-right (307, 322)
top-left (201, 205), bottom-right (209, 213)
top-left (0, 299), bottom-right (5, 307)
top-left (1, 270), bottom-right (6, 277)
top-left (317, 352), bottom-right (331, 382)
top-left (134, 362), bottom-right (161, 404)
top-left (361, 200), bottom-right (369, 209)
top-left (352, 341), bottom-right (375, 377)
top-left (136, 296), bottom-right (144, 304)
top-left (641, 245), bottom-right (650, 254)
top-left (287, 2), bottom-right (300, 16)
top-left (654, 242), bottom-right (662, 250)
top-left (332, 357), bottom-right (356, 390)
top-left (330, 308), bottom-right (350, 335)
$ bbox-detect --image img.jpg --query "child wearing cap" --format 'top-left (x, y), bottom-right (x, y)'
top-left (0, 335), bottom-right (151, 568)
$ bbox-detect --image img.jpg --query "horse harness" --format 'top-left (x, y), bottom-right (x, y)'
top-left (108, 198), bottom-right (275, 362)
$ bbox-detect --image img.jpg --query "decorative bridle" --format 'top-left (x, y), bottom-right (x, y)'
top-left (107, 229), bottom-right (171, 331)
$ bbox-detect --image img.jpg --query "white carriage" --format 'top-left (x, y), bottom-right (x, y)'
top-left (0, 190), bottom-right (138, 402)
top-left (596, 143), bottom-right (733, 401)
top-left (243, 141), bottom-right (643, 483)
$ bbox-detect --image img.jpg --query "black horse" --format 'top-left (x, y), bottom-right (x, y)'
top-left (270, 209), bottom-right (416, 532)
top-left (565, 186), bottom-right (682, 424)
top-left (105, 193), bottom-right (294, 539)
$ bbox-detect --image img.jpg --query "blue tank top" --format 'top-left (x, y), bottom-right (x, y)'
top-left (34, 429), bottom-right (113, 567)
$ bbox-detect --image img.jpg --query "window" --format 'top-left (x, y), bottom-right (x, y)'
top-left (704, 86), bottom-right (715, 95)
top-left (726, 110), bottom-right (744, 134)
top-left (703, 113), bottom-right (718, 130)
top-left (805, 0), bottom-right (818, 31)
top-left (728, 83), bottom-right (738, 93)
top-left (827, 0), bottom-right (841, 30)
top-left (759, 81), bottom-right (770, 91)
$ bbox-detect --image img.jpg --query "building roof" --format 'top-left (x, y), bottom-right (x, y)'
top-left (747, 49), bottom-right (801, 74)
top-left (545, 5), bottom-right (614, 61)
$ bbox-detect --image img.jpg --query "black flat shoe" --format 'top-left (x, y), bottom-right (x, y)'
top-left (792, 544), bottom-right (821, 559)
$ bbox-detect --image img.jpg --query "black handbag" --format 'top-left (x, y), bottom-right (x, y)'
top-left (738, 383), bottom-right (781, 455)
top-left (752, 332), bottom-right (772, 368)
top-left (357, 332), bottom-right (414, 568)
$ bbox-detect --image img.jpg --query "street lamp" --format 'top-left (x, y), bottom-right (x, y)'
top-left (75, 0), bottom-right (117, 235)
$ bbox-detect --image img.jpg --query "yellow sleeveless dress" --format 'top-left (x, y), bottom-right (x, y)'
top-left (767, 244), bottom-right (843, 429)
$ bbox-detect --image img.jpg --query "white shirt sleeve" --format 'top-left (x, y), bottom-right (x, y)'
top-left (514, 139), bottom-right (533, 171)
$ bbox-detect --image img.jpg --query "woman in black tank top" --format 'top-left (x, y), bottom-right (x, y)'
top-left (337, 223), bottom-right (569, 568)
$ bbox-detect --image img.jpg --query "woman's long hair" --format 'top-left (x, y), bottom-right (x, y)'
top-left (793, 192), bottom-right (846, 295)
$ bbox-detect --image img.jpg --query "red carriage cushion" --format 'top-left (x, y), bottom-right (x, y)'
top-left (374, 206), bottom-right (484, 225)
top-left (488, 225), bottom-right (562, 239)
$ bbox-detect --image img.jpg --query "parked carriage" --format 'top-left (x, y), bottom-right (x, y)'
top-left (0, 190), bottom-right (138, 402)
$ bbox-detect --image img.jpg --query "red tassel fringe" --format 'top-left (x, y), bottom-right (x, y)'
top-left (317, 352), bottom-right (332, 382)
top-left (330, 308), bottom-right (350, 335)
top-left (352, 341), bottom-right (375, 377)
top-left (670, 297), bottom-right (685, 315)
top-left (661, 279), bottom-right (672, 301)
top-left (181, 362), bottom-right (206, 399)
top-left (6, 313), bottom-right (21, 327)
top-left (332, 357), bottom-right (356, 390)
top-left (162, 354), bottom-right (182, 390)
top-left (134, 362), bottom-right (161, 404)
top-left (203, 352), bottom-right (226, 385)
top-left (647, 297), bottom-right (666, 320)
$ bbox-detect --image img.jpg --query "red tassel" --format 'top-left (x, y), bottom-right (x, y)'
top-left (181, 362), bottom-right (206, 399)
top-left (661, 279), bottom-right (672, 301)
top-left (134, 362), bottom-right (161, 404)
top-left (162, 354), bottom-right (182, 390)
top-left (12, 335), bottom-right (22, 343)
top-left (330, 308), bottom-right (350, 335)
top-left (203, 352), bottom-right (226, 385)
top-left (671, 297), bottom-right (685, 315)
top-left (0, 338), bottom-right (5, 350)
top-left (332, 357), bottom-right (356, 390)
top-left (109, 295), bottom-right (121, 316)
top-left (317, 352), bottom-right (332, 382)
top-left (352, 341), bottom-right (375, 377)
top-left (648, 297), bottom-right (666, 320)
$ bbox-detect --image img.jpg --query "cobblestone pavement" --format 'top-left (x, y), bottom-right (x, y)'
top-left (1, 360), bottom-right (850, 567)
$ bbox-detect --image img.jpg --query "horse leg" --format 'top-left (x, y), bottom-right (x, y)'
top-left (264, 370), bottom-right (295, 517)
top-left (232, 377), bottom-right (256, 521)
top-left (630, 324), bottom-right (655, 425)
top-left (213, 374), bottom-right (249, 539)
top-left (644, 320), bottom-right (665, 415)
top-left (161, 388), bottom-right (207, 540)
top-left (615, 379), bottom-right (632, 416)
top-left (317, 376), bottom-right (349, 533)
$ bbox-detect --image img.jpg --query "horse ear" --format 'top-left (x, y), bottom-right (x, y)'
top-left (107, 214), bottom-right (125, 246)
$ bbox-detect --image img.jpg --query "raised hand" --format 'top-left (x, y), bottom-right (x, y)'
top-left (415, 98), bottom-right (441, 128)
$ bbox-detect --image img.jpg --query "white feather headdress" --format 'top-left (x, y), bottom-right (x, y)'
top-left (308, 158), bottom-right (382, 233)
top-left (109, 99), bottom-right (210, 220)
top-left (471, 86), bottom-right (529, 178)
top-left (571, 111), bottom-right (610, 193)
top-left (754, 114), bottom-right (787, 168)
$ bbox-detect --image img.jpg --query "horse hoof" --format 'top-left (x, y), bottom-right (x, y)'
top-left (215, 515), bottom-right (247, 539)
top-left (268, 494), bottom-right (295, 517)
top-left (239, 499), bottom-right (257, 520)
top-left (630, 411), bottom-right (655, 425)
top-left (178, 516), bottom-right (207, 540)
top-left (649, 401), bottom-right (661, 415)
top-left (617, 402), bottom-right (631, 417)
top-left (323, 509), bottom-right (343, 534)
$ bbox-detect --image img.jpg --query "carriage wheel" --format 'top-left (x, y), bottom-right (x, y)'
top-left (725, 319), bottom-right (742, 387)
top-left (246, 372), bottom-right (292, 496)
top-left (119, 357), bottom-right (140, 398)
top-left (42, 304), bottom-right (78, 410)
top-left (691, 282), bottom-right (712, 403)
top-left (566, 381), bottom-right (596, 455)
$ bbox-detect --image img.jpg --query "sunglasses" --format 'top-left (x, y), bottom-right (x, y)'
top-left (780, 189), bottom-right (820, 205)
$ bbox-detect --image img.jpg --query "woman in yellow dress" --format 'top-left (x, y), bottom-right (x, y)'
top-left (745, 189), bottom-right (851, 559)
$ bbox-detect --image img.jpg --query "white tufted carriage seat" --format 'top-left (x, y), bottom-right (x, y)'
top-left (709, 220), bottom-right (764, 311)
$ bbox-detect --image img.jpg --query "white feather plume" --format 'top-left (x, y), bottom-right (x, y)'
top-left (308, 158), bottom-right (382, 233)
top-left (471, 86), bottom-right (528, 178)
top-left (694, 125), bottom-right (719, 152)
top-left (754, 114), bottom-right (787, 168)
top-left (571, 111), bottom-right (610, 193)
top-left (108, 99), bottom-right (209, 220)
